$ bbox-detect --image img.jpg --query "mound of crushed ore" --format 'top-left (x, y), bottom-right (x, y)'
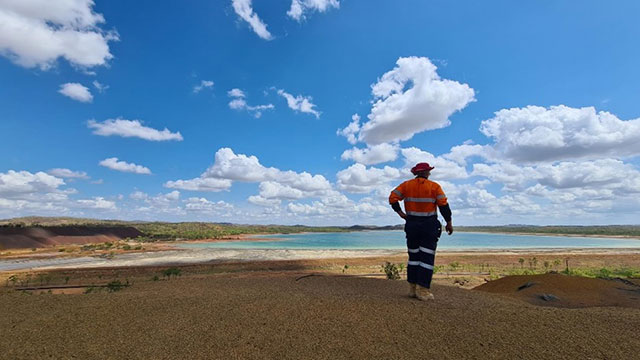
top-left (474, 273), bottom-right (640, 308)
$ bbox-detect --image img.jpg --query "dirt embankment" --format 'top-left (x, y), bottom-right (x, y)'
top-left (474, 273), bottom-right (640, 308)
top-left (0, 226), bottom-right (143, 249)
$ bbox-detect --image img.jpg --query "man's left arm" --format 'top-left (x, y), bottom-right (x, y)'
top-left (436, 185), bottom-right (453, 235)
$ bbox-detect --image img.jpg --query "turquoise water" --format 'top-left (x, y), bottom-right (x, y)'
top-left (178, 231), bottom-right (640, 250)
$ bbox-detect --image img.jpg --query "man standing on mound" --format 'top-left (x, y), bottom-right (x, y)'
top-left (389, 162), bottom-right (453, 301)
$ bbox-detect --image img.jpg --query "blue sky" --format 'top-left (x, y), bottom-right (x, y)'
top-left (1, 0), bottom-right (640, 225)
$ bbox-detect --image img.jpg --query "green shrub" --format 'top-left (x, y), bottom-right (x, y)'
top-left (161, 267), bottom-right (182, 279)
top-left (381, 262), bottom-right (401, 280)
top-left (597, 268), bottom-right (612, 278)
top-left (106, 280), bottom-right (129, 292)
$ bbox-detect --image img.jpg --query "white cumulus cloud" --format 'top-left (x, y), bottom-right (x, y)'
top-left (337, 113), bottom-right (360, 145)
top-left (401, 147), bottom-right (469, 180)
top-left (184, 197), bottom-right (234, 213)
top-left (341, 143), bottom-right (399, 165)
top-left (92, 80), bottom-right (108, 92)
top-left (58, 83), bottom-right (93, 102)
top-left (47, 168), bottom-right (89, 180)
top-left (248, 195), bottom-right (282, 207)
top-left (287, 0), bottom-right (339, 21)
top-left (277, 89), bottom-right (321, 118)
top-left (357, 57), bottom-right (475, 145)
top-left (164, 177), bottom-right (232, 192)
top-left (535, 159), bottom-right (640, 194)
top-left (0, 170), bottom-right (65, 197)
top-left (76, 197), bottom-right (116, 210)
top-left (88, 118), bottom-right (183, 141)
top-left (99, 157), bottom-right (151, 175)
top-left (228, 88), bottom-right (274, 118)
top-left (336, 163), bottom-right (402, 194)
top-left (480, 105), bottom-right (640, 163)
top-left (166, 148), bottom-right (332, 199)
top-left (193, 80), bottom-right (214, 93)
top-left (257, 181), bottom-right (304, 200)
top-left (231, 0), bottom-right (273, 40)
top-left (0, 0), bottom-right (118, 69)
top-left (471, 162), bottom-right (537, 192)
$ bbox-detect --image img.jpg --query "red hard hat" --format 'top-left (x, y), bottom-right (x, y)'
top-left (411, 162), bottom-right (434, 175)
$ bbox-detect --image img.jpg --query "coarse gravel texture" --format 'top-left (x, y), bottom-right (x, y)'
top-left (1, 272), bottom-right (640, 360)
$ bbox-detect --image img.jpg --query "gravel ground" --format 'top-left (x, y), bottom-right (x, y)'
top-left (1, 272), bottom-right (640, 359)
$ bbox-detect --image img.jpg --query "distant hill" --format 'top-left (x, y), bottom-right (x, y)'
top-left (0, 225), bottom-right (143, 249)
top-left (0, 217), bottom-right (403, 248)
top-left (0, 216), bottom-right (129, 227)
top-left (457, 225), bottom-right (640, 237)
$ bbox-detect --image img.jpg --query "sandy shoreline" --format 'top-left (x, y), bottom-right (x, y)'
top-left (2, 246), bottom-right (640, 273)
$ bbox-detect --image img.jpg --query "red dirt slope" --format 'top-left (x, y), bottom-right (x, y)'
top-left (474, 273), bottom-right (640, 308)
top-left (0, 226), bottom-right (143, 249)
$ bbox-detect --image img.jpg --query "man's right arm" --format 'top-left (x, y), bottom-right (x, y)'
top-left (389, 183), bottom-right (406, 219)
top-left (390, 202), bottom-right (406, 219)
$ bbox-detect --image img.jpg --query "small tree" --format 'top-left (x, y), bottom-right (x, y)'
top-left (518, 258), bottom-right (525, 269)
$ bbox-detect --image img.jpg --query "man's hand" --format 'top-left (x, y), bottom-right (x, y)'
top-left (445, 221), bottom-right (453, 235)
top-left (397, 211), bottom-right (407, 219)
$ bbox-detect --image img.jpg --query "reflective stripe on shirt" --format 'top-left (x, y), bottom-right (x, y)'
top-left (406, 210), bottom-right (437, 217)
top-left (405, 197), bottom-right (435, 203)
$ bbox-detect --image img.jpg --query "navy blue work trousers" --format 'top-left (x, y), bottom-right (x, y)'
top-left (405, 216), bottom-right (441, 288)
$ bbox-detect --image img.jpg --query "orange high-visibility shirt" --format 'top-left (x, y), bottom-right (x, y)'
top-left (389, 178), bottom-right (448, 217)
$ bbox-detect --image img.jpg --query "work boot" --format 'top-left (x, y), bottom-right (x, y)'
top-left (408, 283), bottom-right (417, 298)
top-left (416, 285), bottom-right (435, 301)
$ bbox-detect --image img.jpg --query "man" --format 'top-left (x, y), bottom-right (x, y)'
top-left (389, 162), bottom-right (453, 301)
